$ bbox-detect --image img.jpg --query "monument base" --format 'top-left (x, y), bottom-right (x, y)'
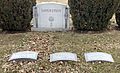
top-left (31, 27), bottom-right (69, 32)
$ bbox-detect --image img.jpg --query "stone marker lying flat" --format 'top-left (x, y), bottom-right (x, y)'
top-left (84, 52), bottom-right (114, 62)
top-left (50, 52), bottom-right (77, 62)
top-left (9, 51), bottom-right (38, 61)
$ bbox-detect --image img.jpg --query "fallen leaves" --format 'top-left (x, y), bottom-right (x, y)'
top-left (0, 32), bottom-right (120, 73)
top-left (1, 33), bottom-right (53, 73)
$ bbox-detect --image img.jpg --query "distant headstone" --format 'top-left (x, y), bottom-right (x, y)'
top-left (9, 51), bottom-right (38, 61)
top-left (50, 52), bottom-right (77, 62)
top-left (84, 52), bottom-right (114, 62)
top-left (32, 2), bottom-right (69, 31)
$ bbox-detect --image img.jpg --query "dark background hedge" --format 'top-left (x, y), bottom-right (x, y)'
top-left (68, 0), bottom-right (120, 31)
top-left (0, 0), bottom-right (36, 31)
top-left (115, 4), bottom-right (120, 28)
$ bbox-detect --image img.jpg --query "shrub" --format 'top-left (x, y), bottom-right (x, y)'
top-left (68, 0), bottom-right (120, 31)
top-left (0, 0), bottom-right (36, 31)
top-left (115, 5), bottom-right (120, 28)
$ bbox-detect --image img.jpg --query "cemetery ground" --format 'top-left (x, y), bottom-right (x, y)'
top-left (0, 29), bottom-right (120, 73)
top-left (0, 0), bottom-right (120, 73)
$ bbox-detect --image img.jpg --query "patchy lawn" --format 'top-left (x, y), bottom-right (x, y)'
top-left (0, 30), bottom-right (120, 73)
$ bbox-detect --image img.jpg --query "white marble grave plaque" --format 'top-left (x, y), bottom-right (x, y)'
top-left (9, 51), bottom-right (38, 61)
top-left (84, 52), bottom-right (114, 62)
top-left (32, 2), bottom-right (69, 31)
top-left (50, 52), bottom-right (77, 62)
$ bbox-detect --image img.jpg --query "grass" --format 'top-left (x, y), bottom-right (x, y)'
top-left (0, 30), bottom-right (120, 73)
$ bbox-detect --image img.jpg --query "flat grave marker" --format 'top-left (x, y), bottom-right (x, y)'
top-left (84, 52), bottom-right (114, 62)
top-left (50, 52), bottom-right (77, 62)
top-left (9, 51), bottom-right (38, 61)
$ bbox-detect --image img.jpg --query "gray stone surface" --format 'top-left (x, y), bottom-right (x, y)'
top-left (84, 52), bottom-right (114, 62)
top-left (32, 2), bottom-right (69, 31)
top-left (9, 51), bottom-right (38, 61)
top-left (50, 52), bottom-right (77, 62)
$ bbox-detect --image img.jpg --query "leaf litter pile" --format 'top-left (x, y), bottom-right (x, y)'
top-left (0, 31), bottom-right (120, 73)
